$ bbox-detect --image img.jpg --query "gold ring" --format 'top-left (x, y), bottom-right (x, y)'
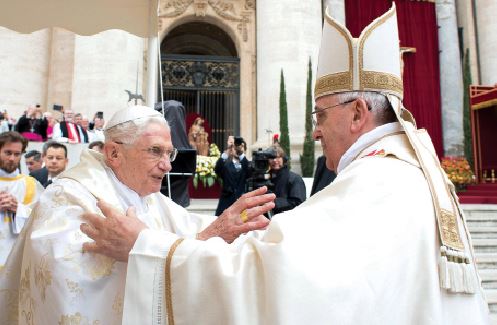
top-left (240, 209), bottom-right (249, 223)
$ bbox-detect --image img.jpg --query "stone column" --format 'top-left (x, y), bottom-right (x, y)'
top-left (146, 35), bottom-right (158, 107)
top-left (475, 0), bottom-right (497, 85)
top-left (436, 0), bottom-right (464, 156)
top-left (256, 1), bottom-right (322, 158)
top-left (323, 0), bottom-right (345, 24)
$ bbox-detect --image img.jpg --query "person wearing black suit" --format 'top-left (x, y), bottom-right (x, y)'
top-left (310, 155), bottom-right (337, 196)
top-left (30, 166), bottom-right (49, 187)
top-left (30, 142), bottom-right (68, 188)
top-left (215, 136), bottom-right (250, 216)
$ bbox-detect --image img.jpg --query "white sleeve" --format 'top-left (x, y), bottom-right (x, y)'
top-left (52, 123), bottom-right (69, 142)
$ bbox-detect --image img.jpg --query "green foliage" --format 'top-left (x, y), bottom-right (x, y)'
top-left (279, 69), bottom-right (290, 162)
top-left (300, 57), bottom-right (315, 177)
top-left (462, 48), bottom-right (473, 168)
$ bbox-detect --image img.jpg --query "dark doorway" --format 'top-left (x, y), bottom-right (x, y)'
top-left (160, 22), bottom-right (240, 149)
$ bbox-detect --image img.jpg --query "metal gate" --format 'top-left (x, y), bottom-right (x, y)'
top-left (160, 54), bottom-right (240, 148)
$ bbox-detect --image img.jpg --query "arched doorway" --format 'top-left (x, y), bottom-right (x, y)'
top-left (160, 22), bottom-right (240, 149)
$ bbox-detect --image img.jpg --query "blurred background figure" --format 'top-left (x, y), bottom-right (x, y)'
top-left (88, 141), bottom-right (104, 153)
top-left (31, 142), bottom-right (68, 188)
top-left (215, 135), bottom-right (250, 216)
top-left (52, 109), bottom-right (80, 143)
top-left (73, 113), bottom-right (89, 143)
top-left (43, 112), bottom-right (56, 140)
top-left (88, 113), bottom-right (105, 142)
top-left (157, 100), bottom-right (196, 207)
top-left (268, 145), bottom-right (306, 215)
top-left (16, 105), bottom-right (48, 141)
top-left (24, 150), bottom-right (43, 173)
top-left (310, 155), bottom-right (336, 196)
top-left (188, 117), bottom-right (209, 156)
top-left (0, 112), bottom-right (10, 133)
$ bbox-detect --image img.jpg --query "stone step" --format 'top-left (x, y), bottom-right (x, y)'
top-left (472, 239), bottom-right (497, 252)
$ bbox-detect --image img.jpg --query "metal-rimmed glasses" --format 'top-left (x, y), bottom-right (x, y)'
top-left (114, 141), bottom-right (178, 162)
top-left (311, 99), bottom-right (356, 128)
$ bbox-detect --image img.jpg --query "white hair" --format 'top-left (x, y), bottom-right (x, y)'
top-left (104, 116), bottom-right (170, 144)
top-left (336, 91), bottom-right (397, 125)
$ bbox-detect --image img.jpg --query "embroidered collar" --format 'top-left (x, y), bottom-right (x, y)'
top-left (337, 122), bottom-right (403, 174)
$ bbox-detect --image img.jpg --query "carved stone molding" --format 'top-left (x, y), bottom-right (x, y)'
top-left (159, 0), bottom-right (253, 42)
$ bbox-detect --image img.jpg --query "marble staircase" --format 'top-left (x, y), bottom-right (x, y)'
top-left (463, 204), bottom-right (497, 322)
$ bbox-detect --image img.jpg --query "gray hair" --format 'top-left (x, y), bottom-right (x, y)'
top-left (104, 116), bottom-right (170, 144)
top-left (336, 91), bottom-right (397, 125)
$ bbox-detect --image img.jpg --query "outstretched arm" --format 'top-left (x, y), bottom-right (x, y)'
top-left (81, 186), bottom-right (275, 262)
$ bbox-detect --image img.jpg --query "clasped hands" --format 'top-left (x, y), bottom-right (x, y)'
top-left (80, 186), bottom-right (275, 262)
top-left (0, 191), bottom-right (18, 212)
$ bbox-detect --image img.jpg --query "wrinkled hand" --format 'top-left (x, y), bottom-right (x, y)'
top-left (197, 186), bottom-right (275, 243)
top-left (80, 200), bottom-right (146, 262)
top-left (0, 192), bottom-right (18, 212)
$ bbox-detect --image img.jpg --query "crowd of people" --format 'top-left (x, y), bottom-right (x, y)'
top-left (0, 105), bottom-right (105, 144)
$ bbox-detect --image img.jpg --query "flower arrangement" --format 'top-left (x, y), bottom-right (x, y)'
top-left (440, 156), bottom-right (475, 188)
top-left (193, 143), bottom-right (221, 189)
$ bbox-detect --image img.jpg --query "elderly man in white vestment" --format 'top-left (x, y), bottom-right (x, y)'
top-left (81, 6), bottom-right (490, 325)
top-left (0, 106), bottom-right (273, 324)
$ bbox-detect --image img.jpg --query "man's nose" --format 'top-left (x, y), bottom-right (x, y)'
top-left (157, 157), bottom-right (172, 172)
top-left (312, 129), bottom-right (321, 141)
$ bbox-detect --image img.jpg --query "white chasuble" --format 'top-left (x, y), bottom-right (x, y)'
top-left (0, 149), bottom-right (215, 324)
top-left (124, 129), bottom-right (489, 325)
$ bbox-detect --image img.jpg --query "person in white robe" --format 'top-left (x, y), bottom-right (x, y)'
top-left (0, 132), bottom-right (43, 269)
top-left (0, 106), bottom-right (273, 324)
top-left (80, 5), bottom-right (490, 325)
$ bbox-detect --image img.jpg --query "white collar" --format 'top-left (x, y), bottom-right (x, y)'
top-left (104, 166), bottom-right (149, 215)
top-left (337, 122), bottom-right (403, 174)
top-left (0, 168), bottom-right (19, 178)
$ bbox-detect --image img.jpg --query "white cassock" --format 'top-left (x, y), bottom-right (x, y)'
top-left (124, 122), bottom-right (490, 325)
top-left (0, 149), bottom-right (215, 324)
top-left (0, 170), bottom-right (43, 268)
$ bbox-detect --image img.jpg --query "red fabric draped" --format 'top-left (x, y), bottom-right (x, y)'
top-left (345, 0), bottom-right (443, 156)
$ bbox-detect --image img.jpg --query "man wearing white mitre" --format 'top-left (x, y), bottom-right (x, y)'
top-left (0, 105), bottom-right (274, 324)
top-left (80, 5), bottom-right (490, 325)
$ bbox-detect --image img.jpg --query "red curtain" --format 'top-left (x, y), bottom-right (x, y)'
top-left (345, 0), bottom-right (443, 156)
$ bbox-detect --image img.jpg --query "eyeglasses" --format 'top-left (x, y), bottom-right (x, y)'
top-left (311, 99), bottom-right (356, 128)
top-left (114, 141), bottom-right (177, 162)
top-left (143, 146), bottom-right (178, 162)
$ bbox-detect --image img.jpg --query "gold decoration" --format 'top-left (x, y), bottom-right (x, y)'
top-left (361, 71), bottom-right (403, 95)
top-left (165, 238), bottom-right (185, 325)
top-left (315, 72), bottom-right (352, 98)
top-left (66, 279), bottom-right (84, 300)
top-left (439, 209), bottom-right (464, 251)
top-left (20, 265), bottom-right (35, 325)
top-left (86, 254), bottom-right (115, 280)
top-left (0, 289), bottom-right (19, 324)
top-left (58, 312), bottom-right (100, 325)
top-left (112, 292), bottom-right (124, 316)
top-left (34, 254), bottom-right (53, 302)
top-left (358, 7), bottom-right (402, 98)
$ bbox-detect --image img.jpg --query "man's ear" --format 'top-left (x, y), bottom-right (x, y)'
top-left (103, 142), bottom-right (121, 167)
top-left (350, 98), bottom-right (370, 134)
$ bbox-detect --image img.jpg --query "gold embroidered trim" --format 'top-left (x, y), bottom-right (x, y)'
top-left (361, 71), bottom-right (403, 96)
top-left (439, 209), bottom-right (465, 250)
top-left (165, 238), bottom-right (185, 325)
top-left (358, 7), bottom-right (402, 96)
top-left (315, 14), bottom-right (353, 98)
top-left (315, 72), bottom-right (352, 97)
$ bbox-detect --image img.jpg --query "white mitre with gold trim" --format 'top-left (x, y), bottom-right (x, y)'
top-left (315, 4), bottom-right (402, 100)
top-left (315, 4), bottom-right (479, 295)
